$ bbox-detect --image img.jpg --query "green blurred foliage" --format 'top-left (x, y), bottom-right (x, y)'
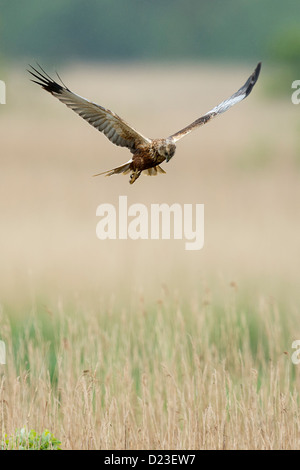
top-left (0, 0), bottom-right (300, 63)
top-left (267, 26), bottom-right (300, 96)
top-left (1, 428), bottom-right (61, 450)
top-left (270, 26), bottom-right (300, 66)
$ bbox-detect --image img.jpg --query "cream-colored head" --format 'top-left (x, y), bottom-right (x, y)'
top-left (158, 139), bottom-right (176, 162)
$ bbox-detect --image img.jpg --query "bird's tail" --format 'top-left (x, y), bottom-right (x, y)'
top-left (93, 160), bottom-right (132, 177)
top-left (93, 162), bottom-right (166, 178)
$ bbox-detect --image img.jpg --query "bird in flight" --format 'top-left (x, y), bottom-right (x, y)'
top-left (28, 62), bottom-right (261, 184)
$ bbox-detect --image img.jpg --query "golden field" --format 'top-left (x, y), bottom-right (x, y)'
top-left (1, 62), bottom-right (300, 449)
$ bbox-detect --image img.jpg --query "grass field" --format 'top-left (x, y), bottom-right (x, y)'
top-left (1, 62), bottom-right (300, 449)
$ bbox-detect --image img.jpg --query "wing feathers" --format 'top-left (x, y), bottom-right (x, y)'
top-left (169, 62), bottom-right (261, 143)
top-left (28, 65), bottom-right (151, 151)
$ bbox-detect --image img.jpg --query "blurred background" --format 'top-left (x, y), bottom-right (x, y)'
top-left (1, 0), bottom-right (300, 310)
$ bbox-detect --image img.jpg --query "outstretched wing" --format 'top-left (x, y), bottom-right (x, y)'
top-left (28, 64), bottom-right (151, 150)
top-left (169, 62), bottom-right (261, 143)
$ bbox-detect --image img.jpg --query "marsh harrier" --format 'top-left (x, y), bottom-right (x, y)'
top-left (28, 62), bottom-right (261, 184)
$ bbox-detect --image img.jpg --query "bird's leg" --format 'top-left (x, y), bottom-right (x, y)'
top-left (129, 170), bottom-right (141, 184)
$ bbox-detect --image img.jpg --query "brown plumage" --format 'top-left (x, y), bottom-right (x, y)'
top-left (28, 62), bottom-right (261, 184)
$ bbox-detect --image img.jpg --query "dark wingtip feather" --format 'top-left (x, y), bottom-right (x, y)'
top-left (253, 61), bottom-right (262, 84)
top-left (27, 64), bottom-right (66, 95)
top-left (245, 61), bottom-right (262, 97)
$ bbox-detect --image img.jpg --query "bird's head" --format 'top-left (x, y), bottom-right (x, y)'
top-left (158, 139), bottom-right (176, 162)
